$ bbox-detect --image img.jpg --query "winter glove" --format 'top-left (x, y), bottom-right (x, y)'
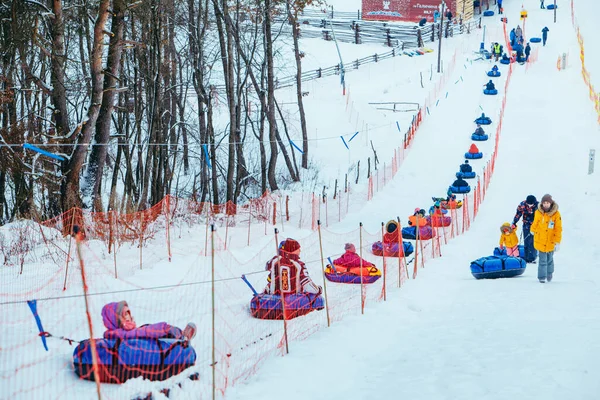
top-left (554, 243), bottom-right (560, 252)
top-left (511, 224), bottom-right (517, 230)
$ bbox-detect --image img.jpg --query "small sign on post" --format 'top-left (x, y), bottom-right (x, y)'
top-left (589, 149), bottom-right (596, 175)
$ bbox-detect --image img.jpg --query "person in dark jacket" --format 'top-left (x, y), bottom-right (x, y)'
top-left (485, 80), bottom-right (496, 91)
top-left (542, 27), bottom-right (549, 46)
top-left (512, 195), bottom-right (539, 263)
top-left (452, 177), bottom-right (469, 187)
top-left (474, 124), bottom-right (485, 136)
top-left (459, 160), bottom-right (472, 173)
top-left (509, 28), bottom-right (516, 46)
top-left (524, 43), bottom-right (531, 61)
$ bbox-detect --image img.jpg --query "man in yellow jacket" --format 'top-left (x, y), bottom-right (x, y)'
top-left (530, 194), bottom-right (562, 283)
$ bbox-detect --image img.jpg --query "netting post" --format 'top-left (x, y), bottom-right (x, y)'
top-left (317, 220), bottom-right (331, 327)
top-left (397, 216), bottom-right (409, 281)
top-left (272, 201), bottom-right (277, 226)
top-left (413, 214), bottom-right (420, 279)
top-left (211, 224), bottom-right (216, 400)
top-left (285, 195), bottom-right (290, 221)
top-left (247, 200), bottom-right (252, 246)
top-left (74, 226), bottom-right (103, 400)
top-left (359, 222), bottom-right (365, 315)
top-left (224, 214), bottom-right (230, 251)
top-left (381, 222), bottom-right (387, 301)
top-left (62, 209), bottom-right (77, 291)
top-left (112, 211), bottom-right (118, 279)
top-left (165, 196), bottom-right (172, 262)
top-left (139, 212), bottom-right (144, 270)
top-left (274, 228), bottom-right (289, 354)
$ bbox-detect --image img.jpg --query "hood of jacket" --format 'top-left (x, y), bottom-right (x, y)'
top-left (538, 201), bottom-right (559, 216)
top-left (101, 301), bottom-right (127, 330)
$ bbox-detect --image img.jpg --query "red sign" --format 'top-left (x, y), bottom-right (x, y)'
top-left (362, 0), bottom-right (456, 23)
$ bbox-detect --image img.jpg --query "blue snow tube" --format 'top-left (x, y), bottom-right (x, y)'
top-left (456, 171), bottom-right (476, 179)
top-left (371, 240), bottom-right (414, 257)
top-left (500, 58), bottom-right (511, 64)
top-left (465, 152), bottom-right (483, 159)
top-left (73, 338), bottom-right (197, 383)
top-left (547, 4), bottom-right (557, 9)
top-left (428, 206), bottom-right (448, 215)
top-left (470, 255), bottom-right (526, 279)
top-left (530, 37), bottom-right (542, 43)
top-left (483, 89), bottom-right (498, 95)
top-left (474, 117), bottom-right (492, 125)
top-left (250, 293), bottom-right (324, 320)
top-left (483, 10), bottom-right (495, 16)
top-left (487, 70), bottom-right (501, 77)
top-left (401, 226), bottom-right (434, 240)
top-left (448, 185), bottom-right (471, 194)
top-left (493, 245), bottom-right (526, 259)
top-left (471, 133), bottom-right (489, 141)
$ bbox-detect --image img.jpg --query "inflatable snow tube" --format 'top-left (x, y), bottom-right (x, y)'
top-left (449, 185), bottom-right (471, 194)
top-left (324, 265), bottom-right (381, 284)
top-left (432, 198), bottom-right (463, 209)
top-left (371, 241), bottom-right (414, 257)
top-left (456, 171), bottom-right (476, 179)
top-left (401, 226), bottom-right (434, 240)
top-left (474, 117), bottom-right (492, 125)
top-left (487, 70), bottom-right (501, 77)
top-left (483, 89), bottom-right (498, 95)
top-left (73, 338), bottom-right (197, 383)
top-left (425, 215), bottom-right (452, 227)
top-left (483, 10), bottom-right (495, 17)
top-left (493, 245), bottom-right (526, 259)
top-left (465, 152), bottom-right (483, 159)
top-left (428, 206), bottom-right (448, 215)
top-left (547, 4), bottom-right (557, 9)
top-left (470, 255), bottom-right (526, 279)
top-left (500, 58), bottom-right (511, 64)
top-left (471, 133), bottom-right (489, 141)
top-left (530, 37), bottom-right (542, 43)
top-left (250, 293), bottom-right (324, 320)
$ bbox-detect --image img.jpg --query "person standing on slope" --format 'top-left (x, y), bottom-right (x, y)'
top-left (542, 27), bottom-right (550, 46)
top-left (512, 195), bottom-right (538, 263)
top-left (530, 194), bottom-right (562, 283)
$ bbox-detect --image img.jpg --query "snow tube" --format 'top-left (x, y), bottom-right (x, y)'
top-left (73, 338), bottom-right (197, 383)
top-left (449, 185), bottom-right (471, 194)
top-left (426, 215), bottom-right (452, 227)
top-left (483, 89), bottom-right (498, 95)
top-left (487, 70), bottom-right (501, 77)
top-left (470, 255), bottom-right (526, 279)
top-left (250, 293), bottom-right (324, 320)
top-left (432, 198), bottom-right (463, 209)
top-left (471, 133), bottom-right (489, 141)
top-left (500, 58), bottom-right (511, 64)
top-left (474, 117), bottom-right (492, 125)
top-left (401, 226), bottom-right (434, 240)
top-left (428, 206), bottom-right (448, 215)
top-left (483, 10), bottom-right (495, 16)
top-left (493, 245), bottom-right (526, 259)
top-left (465, 152), bottom-right (483, 159)
top-left (547, 4), bottom-right (557, 9)
top-left (530, 37), bottom-right (542, 43)
top-left (371, 240), bottom-right (414, 257)
top-left (324, 265), bottom-right (381, 284)
top-left (456, 171), bottom-right (476, 179)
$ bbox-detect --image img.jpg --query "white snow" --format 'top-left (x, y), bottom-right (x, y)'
top-left (2, 1), bottom-right (600, 399)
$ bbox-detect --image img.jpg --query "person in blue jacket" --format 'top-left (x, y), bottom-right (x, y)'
top-left (525, 43), bottom-right (531, 62)
top-left (542, 27), bottom-right (549, 46)
top-left (512, 195), bottom-right (539, 263)
top-left (485, 80), bottom-right (496, 91)
top-left (459, 160), bottom-right (472, 173)
top-left (509, 28), bottom-right (516, 46)
top-left (492, 65), bottom-right (499, 72)
top-left (474, 124), bottom-right (485, 136)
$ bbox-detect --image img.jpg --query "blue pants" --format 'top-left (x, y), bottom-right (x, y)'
top-left (538, 251), bottom-right (555, 280)
top-left (543, 36), bottom-right (547, 46)
top-left (523, 225), bottom-right (537, 262)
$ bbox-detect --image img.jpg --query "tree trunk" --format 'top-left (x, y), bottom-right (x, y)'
top-left (265, 0), bottom-right (279, 191)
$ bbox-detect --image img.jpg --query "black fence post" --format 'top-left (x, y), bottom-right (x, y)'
top-left (355, 23), bottom-right (360, 44)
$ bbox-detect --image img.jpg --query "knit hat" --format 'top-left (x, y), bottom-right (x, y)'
top-left (344, 243), bottom-right (356, 252)
top-left (541, 194), bottom-right (553, 204)
top-left (526, 195), bottom-right (537, 205)
top-left (281, 238), bottom-right (301, 253)
top-left (464, 160), bottom-right (469, 164)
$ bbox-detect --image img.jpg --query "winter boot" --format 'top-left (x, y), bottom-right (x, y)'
top-left (547, 273), bottom-right (553, 282)
top-left (539, 278), bottom-right (546, 283)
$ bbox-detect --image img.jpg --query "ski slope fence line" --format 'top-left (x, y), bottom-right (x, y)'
top-left (0, 58), bottom-right (516, 400)
top-left (571, 0), bottom-right (600, 124)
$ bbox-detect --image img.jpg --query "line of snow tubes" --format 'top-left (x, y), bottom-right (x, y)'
top-left (324, 265), bottom-right (382, 284)
top-left (250, 293), bottom-right (324, 320)
top-left (470, 255), bottom-right (526, 279)
top-left (371, 240), bottom-right (414, 257)
top-left (73, 338), bottom-right (197, 383)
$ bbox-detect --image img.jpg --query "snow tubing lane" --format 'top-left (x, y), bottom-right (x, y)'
top-left (401, 226), bottom-right (434, 240)
top-left (250, 293), bottom-right (324, 320)
top-left (456, 171), bottom-right (476, 179)
top-left (471, 133), bottom-right (489, 141)
top-left (371, 241), bottom-right (415, 257)
top-left (470, 255), bottom-right (526, 279)
top-left (465, 152), bottom-right (483, 159)
top-left (73, 338), bottom-right (197, 383)
top-left (449, 185), bottom-right (471, 194)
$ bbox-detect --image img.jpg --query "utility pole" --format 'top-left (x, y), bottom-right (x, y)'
top-left (553, 0), bottom-right (557, 23)
top-left (437, 1), bottom-right (446, 73)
